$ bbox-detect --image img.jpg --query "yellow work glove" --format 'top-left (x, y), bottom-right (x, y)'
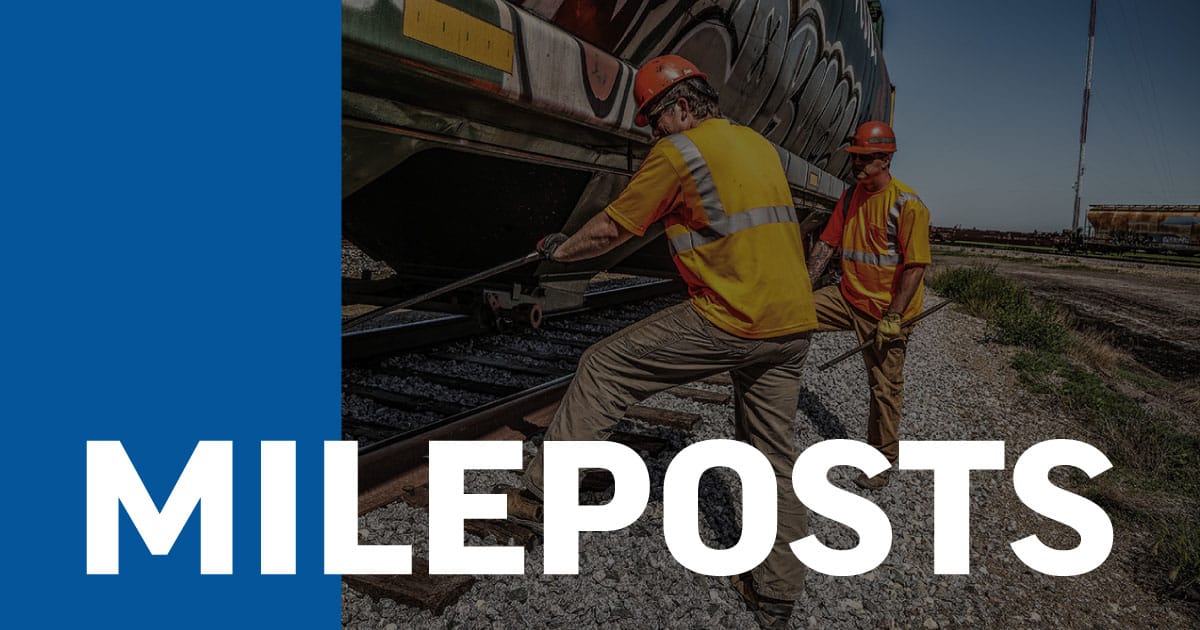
top-left (875, 311), bottom-right (903, 349)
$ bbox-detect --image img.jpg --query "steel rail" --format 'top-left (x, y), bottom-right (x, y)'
top-left (342, 252), bottom-right (542, 330)
top-left (356, 376), bottom-right (571, 514)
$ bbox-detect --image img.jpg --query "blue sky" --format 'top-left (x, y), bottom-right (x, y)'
top-left (881, 0), bottom-right (1200, 232)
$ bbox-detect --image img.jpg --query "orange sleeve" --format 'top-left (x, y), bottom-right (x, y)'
top-left (603, 143), bottom-right (682, 237)
top-left (819, 188), bottom-right (850, 246)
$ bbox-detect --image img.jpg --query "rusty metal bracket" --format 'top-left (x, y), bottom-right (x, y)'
top-left (343, 251), bottom-right (541, 331)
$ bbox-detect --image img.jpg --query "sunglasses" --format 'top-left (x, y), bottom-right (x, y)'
top-left (852, 152), bottom-right (890, 162)
top-left (646, 99), bottom-right (678, 129)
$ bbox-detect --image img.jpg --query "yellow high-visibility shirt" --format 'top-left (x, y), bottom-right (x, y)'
top-left (818, 177), bottom-right (932, 320)
top-left (604, 118), bottom-right (816, 338)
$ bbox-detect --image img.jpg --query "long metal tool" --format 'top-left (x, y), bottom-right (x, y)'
top-left (342, 251), bottom-right (542, 330)
top-left (817, 299), bottom-right (953, 371)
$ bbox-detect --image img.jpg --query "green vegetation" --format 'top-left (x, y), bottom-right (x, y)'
top-left (1155, 518), bottom-right (1200, 601)
top-left (928, 265), bottom-right (1069, 351)
top-left (947, 240), bottom-right (1059, 253)
top-left (1114, 366), bottom-right (1170, 392)
top-left (931, 242), bottom-right (1200, 269)
top-left (931, 265), bottom-right (1200, 599)
top-left (929, 246), bottom-right (1047, 264)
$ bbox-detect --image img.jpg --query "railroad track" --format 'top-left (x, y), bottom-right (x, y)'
top-left (932, 239), bottom-right (1200, 269)
top-left (341, 284), bottom-right (744, 612)
top-left (342, 281), bottom-right (733, 502)
top-left (342, 285), bottom-right (684, 446)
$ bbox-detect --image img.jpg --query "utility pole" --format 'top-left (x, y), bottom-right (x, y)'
top-left (1072, 0), bottom-right (1097, 233)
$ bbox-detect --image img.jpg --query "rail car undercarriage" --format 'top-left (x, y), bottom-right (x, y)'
top-left (342, 0), bottom-right (892, 321)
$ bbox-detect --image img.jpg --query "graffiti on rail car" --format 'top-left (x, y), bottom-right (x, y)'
top-left (344, 0), bottom-right (890, 181)
top-left (509, 0), bottom-right (891, 179)
top-left (506, 0), bottom-right (892, 177)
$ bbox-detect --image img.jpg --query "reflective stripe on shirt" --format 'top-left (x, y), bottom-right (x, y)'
top-left (666, 133), bottom-right (726, 224)
top-left (841, 249), bottom-right (902, 265)
top-left (669, 205), bottom-right (799, 255)
top-left (887, 192), bottom-right (920, 243)
top-left (664, 132), bottom-right (799, 255)
top-left (846, 191), bottom-right (923, 266)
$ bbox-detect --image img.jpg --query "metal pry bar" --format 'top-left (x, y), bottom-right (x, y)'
top-left (817, 299), bottom-right (953, 371)
top-left (342, 251), bottom-right (542, 331)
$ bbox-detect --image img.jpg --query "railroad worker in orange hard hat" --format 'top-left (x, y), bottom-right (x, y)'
top-left (806, 121), bottom-right (932, 490)
top-left (511, 53), bottom-right (817, 629)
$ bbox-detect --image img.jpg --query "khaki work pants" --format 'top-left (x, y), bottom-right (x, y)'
top-left (811, 285), bottom-right (909, 464)
top-left (522, 300), bottom-right (812, 600)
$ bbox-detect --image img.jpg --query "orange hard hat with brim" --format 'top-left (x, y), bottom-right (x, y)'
top-left (845, 121), bottom-right (897, 153)
top-left (633, 55), bottom-right (708, 127)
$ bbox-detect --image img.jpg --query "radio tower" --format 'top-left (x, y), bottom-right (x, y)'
top-left (1071, 0), bottom-right (1098, 233)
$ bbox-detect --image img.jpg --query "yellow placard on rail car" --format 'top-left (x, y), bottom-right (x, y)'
top-left (403, 0), bottom-right (514, 73)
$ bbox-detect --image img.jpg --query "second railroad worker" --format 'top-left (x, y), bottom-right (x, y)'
top-left (805, 121), bottom-right (933, 490)
top-left (507, 54), bottom-right (817, 629)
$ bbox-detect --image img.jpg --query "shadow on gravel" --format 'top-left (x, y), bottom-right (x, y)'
top-left (796, 387), bottom-right (849, 439)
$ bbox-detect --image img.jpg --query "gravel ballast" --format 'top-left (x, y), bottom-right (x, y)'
top-left (342, 289), bottom-right (1197, 628)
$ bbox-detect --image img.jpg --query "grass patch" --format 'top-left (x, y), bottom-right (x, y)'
top-left (1067, 328), bottom-right (1125, 375)
top-left (1167, 380), bottom-right (1200, 411)
top-left (1154, 515), bottom-right (1200, 600)
top-left (930, 246), bottom-right (1048, 264)
top-left (929, 265), bottom-right (1070, 351)
top-left (932, 265), bottom-right (1200, 598)
top-left (1114, 366), bottom-right (1170, 391)
top-left (1015, 351), bottom-right (1200, 493)
top-left (931, 241), bottom-right (1200, 269)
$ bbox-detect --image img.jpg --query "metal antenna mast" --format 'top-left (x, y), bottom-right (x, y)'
top-left (1071, 0), bottom-right (1098, 233)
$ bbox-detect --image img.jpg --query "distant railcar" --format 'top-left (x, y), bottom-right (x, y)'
top-left (1083, 206), bottom-right (1200, 254)
top-left (342, 0), bottom-right (893, 313)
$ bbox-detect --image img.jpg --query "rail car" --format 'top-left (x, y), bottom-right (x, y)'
top-left (1059, 205), bottom-right (1200, 256)
top-left (342, 0), bottom-right (893, 318)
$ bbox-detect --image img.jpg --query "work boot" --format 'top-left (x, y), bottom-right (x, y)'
top-left (731, 572), bottom-right (795, 630)
top-left (853, 469), bottom-right (891, 490)
top-left (494, 485), bottom-right (543, 534)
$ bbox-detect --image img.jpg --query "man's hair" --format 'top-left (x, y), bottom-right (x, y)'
top-left (655, 77), bottom-right (721, 120)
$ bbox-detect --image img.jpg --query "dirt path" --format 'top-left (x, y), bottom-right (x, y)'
top-left (932, 246), bottom-right (1200, 381)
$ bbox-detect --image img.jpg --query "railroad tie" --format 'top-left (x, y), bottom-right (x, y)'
top-left (624, 405), bottom-right (701, 431)
top-left (396, 484), bottom-right (540, 548)
top-left (370, 367), bottom-right (523, 396)
top-left (344, 383), bottom-right (472, 415)
top-left (698, 372), bottom-right (733, 385)
top-left (428, 351), bottom-right (567, 377)
top-left (344, 558), bottom-right (474, 616)
top-left (667, 385), bottom-right (731, 405)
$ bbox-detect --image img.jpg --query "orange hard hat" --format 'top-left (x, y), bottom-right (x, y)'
top-left (846, 121), bottom-right (897, 154)
top-left (633, 54), bottom-right (708, 127)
